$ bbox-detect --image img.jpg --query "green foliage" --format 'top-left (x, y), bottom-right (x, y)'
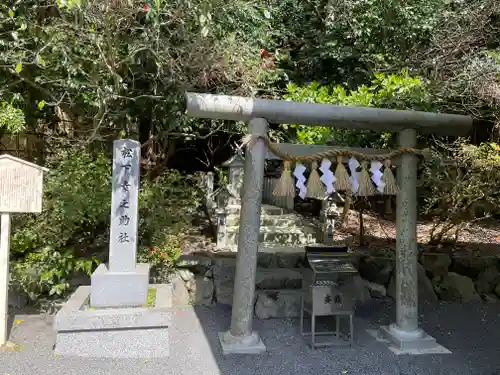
top-left (137, 235), bottom-right (184, 283)
top-left (138, 170), bottom-right (198, 283)
top-left (260, 0), bottom-right (446, 84)
top-left (10, 247), bottom-right (96, 300)
top-left (283, 70), bottom-right (431, 146)
top-left (421, 141), bottom-right (500, 243)
top-left (10, 151), bottom-right (198, 302)
top-left (0, 0), bottom-right (269, 152)
top-left (11, 151), bottom-right (111, 255)
top-left (0, 101), bottom-right (25, 133)
top-left (138, 169), bottom-right (199, 247)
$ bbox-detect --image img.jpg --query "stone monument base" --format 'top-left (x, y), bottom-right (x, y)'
top-left (90, 263), bottom-right (149, 308)
top-left (54, 284), bottom-right (171, 358)
top-left (367, 324), bottom-right (451, 355)
top-left (218, 331), bottom-right (267, 355)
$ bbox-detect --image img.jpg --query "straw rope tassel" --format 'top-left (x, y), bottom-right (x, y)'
top-left (357, 161), bottom-right (376, 197)
top-left (383, 159), bottom-right (399, 195)
top-left (272, 161), bottom-right (296, 197)
top-left (306, 161), bottom-right (325, 198)
top-left (334, 156), bottom-right (351, 192)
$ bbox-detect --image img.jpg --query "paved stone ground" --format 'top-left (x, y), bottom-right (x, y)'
top-left (1, 299), bottom-right (500, 375)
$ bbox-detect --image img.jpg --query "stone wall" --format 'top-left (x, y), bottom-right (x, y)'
top-left (171, 250), bottom-right (500, 318)
top-left (358, 252), bottom-right (500, 303)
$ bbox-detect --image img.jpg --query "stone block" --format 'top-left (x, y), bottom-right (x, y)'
top-left (171, 277), bottom-right (192, 306)
top-left (90, 263), bottom-right (150, 308)
top-left (420, 253), bottom-right (451, 278)
top-left (365, 281), bottom-right (387, 299)
top-left (374, 325), bottom-right (450, 355)
top-left (388, 263), bottom-right (438, 302)
top-left (475, 266), bottom-right (500, 294)
top-left (54, 284), bottom-right (171, 358)
top-left (358, 256), bottom-right (393, 286)
top-left (176, 253), bottom-right (214, 269)
top-left (275, 251), bottom-right (305, 268)
top-left (186, 275), bottom-right (215, 305)
top-left (56, 328), bottom-right (169, 358)
top-left (255, 269), bottom-right (302, 290)
top-left (213, 266), bottom-right (303, 306)
top-left (433, 272), bottom-right (480, 303)
top-left (451, 256), bottom-right (497, 279)
top-left (254, 290), bottom-right (302, 319)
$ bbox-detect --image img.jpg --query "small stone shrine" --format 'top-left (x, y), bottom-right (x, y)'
top-left (54, 139), bottom-right (171, 359)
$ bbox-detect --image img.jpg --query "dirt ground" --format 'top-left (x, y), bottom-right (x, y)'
top-left (183, 208), bottom-right (500, 257)
top-left (339, 210), bottom-right (500, 256)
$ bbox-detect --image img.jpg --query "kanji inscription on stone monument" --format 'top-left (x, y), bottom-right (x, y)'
top-left (109, 139), bottom-right (140, 273)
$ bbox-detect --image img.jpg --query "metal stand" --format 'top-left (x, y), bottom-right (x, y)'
top-left (300, 285), bottom-right (354, 349)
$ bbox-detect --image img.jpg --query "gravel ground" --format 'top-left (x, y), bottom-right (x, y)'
top-left (1, 299), bottom-right (500, 375)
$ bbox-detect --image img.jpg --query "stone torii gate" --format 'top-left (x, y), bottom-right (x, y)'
top-left (185, 92), bottom-right (473, 355)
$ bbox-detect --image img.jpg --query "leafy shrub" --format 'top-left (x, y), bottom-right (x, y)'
top-left (10, 248), bottom-right (96, 300)
top-left (138, 169), bottom-right (199, 247)
top-left (421, 141), bottom-right (500, 243)
top-left (137, 234), bottom-right (185, 284)
top-left (283, 70), bottom-right (432, 147)
top-left (10, 151), bottom-right (199, 302)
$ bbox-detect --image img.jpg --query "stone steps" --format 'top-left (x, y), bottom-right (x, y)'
top-left (225, 204), bottom-right (286, 216)
top-left (226, 214), bottom-right (306, 227)
top-left (209, 249), bottom-right (305, 270)
top-left (225, 228), bottom-right (318, 248)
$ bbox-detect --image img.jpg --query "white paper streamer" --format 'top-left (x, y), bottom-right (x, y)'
top-left (370, 160), bottom-right (385, 193)
top-left (293, 163), bottom-right (307, 199)
top-left (348, 157), bottom-right (360, 194)
top-left (319, 158), bottom-right (336, 195)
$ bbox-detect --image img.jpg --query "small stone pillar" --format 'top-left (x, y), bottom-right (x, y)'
top-left (215, 187), bottom-right (230, 249)
top-left (222, 152), bottom-right (245, 204)
top-left (218, 118), bottom-right (268, 355)
top-left (320, 198), bottom-right (337, 244)
top-left (215, 208), bottom-right (228, 249)
top-left (377, 129), bottom-right (442, 353)
top-left (205, 172), bottom-right (215, 213)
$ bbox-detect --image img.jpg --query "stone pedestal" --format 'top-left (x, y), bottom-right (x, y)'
top-left (54, 284), bottom-right (171, 358)
top-left (90, 263), bottom-right (150, 308)
top-left (374, 324), bottom-right (447, 354)
top-left (218, 331), bottom-right (266, 355)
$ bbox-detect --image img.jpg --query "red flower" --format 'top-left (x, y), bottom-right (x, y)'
top-left (260, 49), bottom-right (272, 59)
top-left (142, 4), bottom-right (150, 12)
top-left (160, 252), bottom-right (168, 258)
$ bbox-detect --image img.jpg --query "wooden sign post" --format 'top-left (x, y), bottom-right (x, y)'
top-left (0, 155), bottom-right (48, 348)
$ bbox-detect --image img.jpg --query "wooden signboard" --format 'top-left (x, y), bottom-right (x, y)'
top-left (0, 155), bottom-right (48, 349)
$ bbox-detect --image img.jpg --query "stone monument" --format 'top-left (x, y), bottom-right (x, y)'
top-left (54, 140), bottom-right (171, 358)
top-left (0, 155), bottom-right (48, 350)
top-left (91, 140), bottom-right (149, 307)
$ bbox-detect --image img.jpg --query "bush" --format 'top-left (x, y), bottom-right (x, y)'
top-left (9, 151), bottom-right (199, 302)
top-left (421, 141), bottom-right (500, 243)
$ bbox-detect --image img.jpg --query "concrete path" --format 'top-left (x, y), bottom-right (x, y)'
top-left (1, 299), bottom-right (500, 375)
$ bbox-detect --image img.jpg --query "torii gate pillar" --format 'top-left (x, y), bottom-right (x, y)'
top-left (375, 129), bottom-right (447, 353)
